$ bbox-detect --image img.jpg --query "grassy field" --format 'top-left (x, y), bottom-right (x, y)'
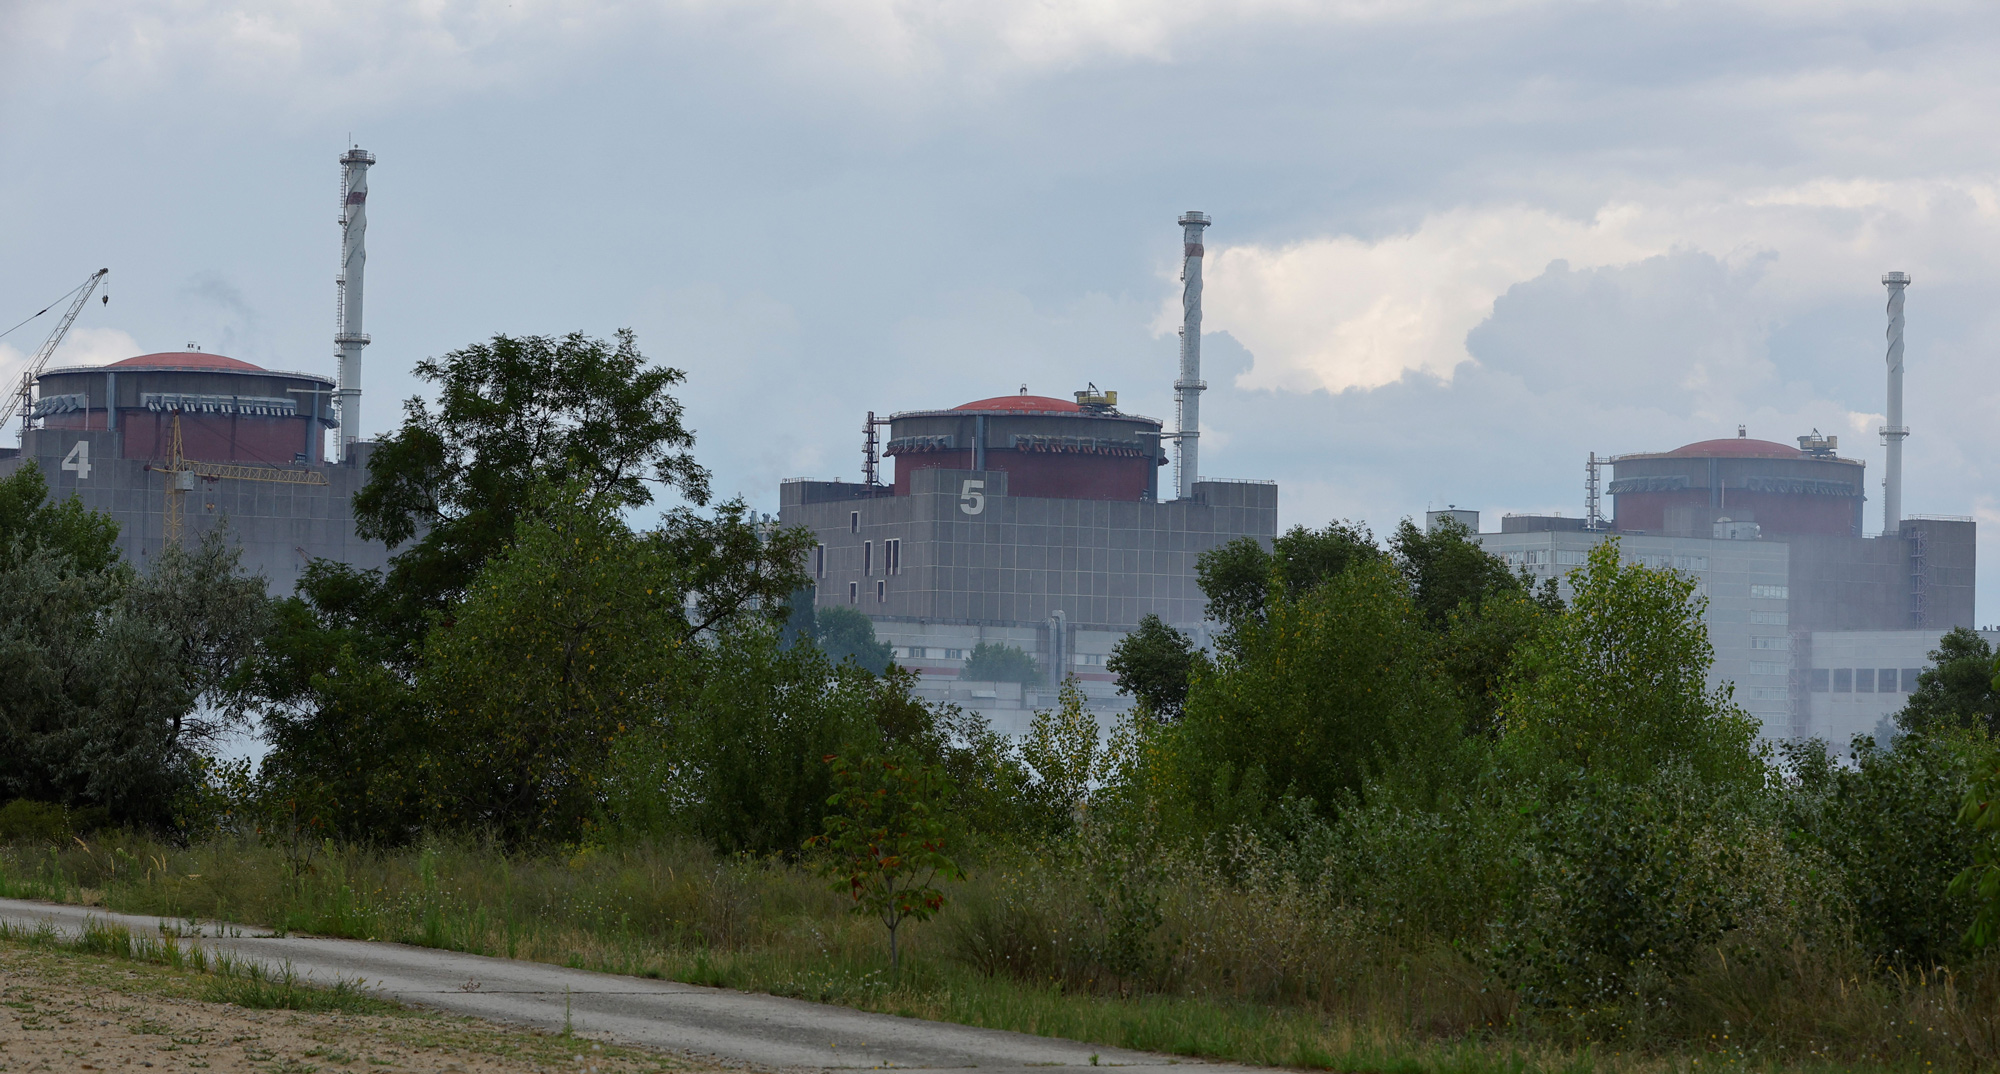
top-left (0, 833), bottom-right (1991, 1074)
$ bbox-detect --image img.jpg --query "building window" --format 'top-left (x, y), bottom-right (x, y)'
top-left (1902, 668), bottom-right (1921, 693)
top-left (1749, 636), bottom-right (1790, 650)
top-left (850, 511), bottom-right (860, 533)
top-left (1750, 661), bottom-right (1787, 676)
top-left (1747, 686), bottom-right (1788, 701)
top-left (1556, 549), bottom-right (1588, 566)
top-left (1855, 668), bottom-right (1875, 693)
top-left (864, 541), bottom-right (873, 576)
top-left (814, 544), bottom-right (825, 579)
top-left (1810, 668), bottom-right (1830, 692)
top-left (1674, 555), bottom-right (1709, 571)
top-left (886, 538), bottom-right (902, 575)
top-left (848, 581), bottom-right (858, 604)
top-left (877, 579), bottom-right (886, 602)
top-left (1833, 668), bottom-right (1852, 692)
top-left (1750, 584), bottom-right (1789, 599)
top-left (1749, 611), bottom-right (1788, 626)
top-left (1877, 668), bottom-right (1898, 693)
top-left (908, 646), bottom-right (927, 660)
top-left (945, 648), bottom-right (966, 660)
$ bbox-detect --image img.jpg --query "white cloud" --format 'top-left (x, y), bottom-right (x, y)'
top-left (1190, 177), bottom-right (2000, 395)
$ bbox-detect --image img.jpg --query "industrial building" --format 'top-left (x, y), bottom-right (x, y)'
top-left (1473, 271), bottom-right (1976, 750)
top-left (0, 148), bottom-right (393, 593)
top-left (779, 212), bottom-right (1278, 730)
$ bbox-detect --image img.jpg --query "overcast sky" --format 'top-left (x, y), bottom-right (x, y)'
top-left (4, 0), bottom-right (1998, 616)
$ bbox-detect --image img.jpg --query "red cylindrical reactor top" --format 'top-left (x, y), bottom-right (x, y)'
top-left (1610, 436), bottom-right (1866, 538)
top-left (887, 393), bottom-right (1166, 501)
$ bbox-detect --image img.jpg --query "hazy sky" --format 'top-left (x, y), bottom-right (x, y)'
top-left (4, 1), bottom-right (1998, 615)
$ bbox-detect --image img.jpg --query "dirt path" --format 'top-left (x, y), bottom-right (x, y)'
top-left (0, 938), bottom-right (700, 1074)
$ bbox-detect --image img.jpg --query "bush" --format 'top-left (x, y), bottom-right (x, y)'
top-left (960, 643), bottom-right (1038, 686)
top-left (0, 800), bottom-right (70, 844)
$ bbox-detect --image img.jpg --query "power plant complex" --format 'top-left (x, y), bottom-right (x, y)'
top-left (1, 168), bottom-right (1979, 747)
top-left (0, 148), bottom-right (393, 593)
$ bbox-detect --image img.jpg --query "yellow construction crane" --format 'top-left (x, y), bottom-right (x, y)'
top-left (148, 412), bottom-right (329, 546)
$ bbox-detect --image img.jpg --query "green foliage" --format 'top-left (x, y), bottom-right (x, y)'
top-left (815, 604), bottom-right (893, 674)
top-left (1018, 679), bottom-right (1104, 834)
top-left (0, 526), bottom-right (267, 829)
top-left (0, 800), bottom-right (71, 844)
top-left (1388, 515), bottom-right (1524, 627)
top-left (1104, 613), bottom-right (1200, 720)
top-left (1786, 732), bottom-right (1983, 963)
top-left (959, 642), bottom-right (1038, 686)
top-left (0, 461), bottom-right (119, 573)
top-left (351, 329), bottom-right (712, 652)
top-left (1950, 741), bottom-right (2000, 948)
top-left (1496, 538), bottom-right (1762, 791)
top-left (810, 750), bottom-right (966, 968)
top-left (1162, 558), bottom-right (1462, 832)
top-left (1195, 520), bottom-right (1379, 645)
top-left (1896, 626), bottom-right (2000, 736)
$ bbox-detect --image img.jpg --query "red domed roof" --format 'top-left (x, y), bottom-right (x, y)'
top-left (953, 394), bottom-right (1082, 413)
top-left (109, 351), bottom-right (265, 372)
top-left (1665, 437), bottom-right (1803, 459)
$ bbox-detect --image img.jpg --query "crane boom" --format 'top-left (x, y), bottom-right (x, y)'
top-left (5, 268), bottom-right (109, 436)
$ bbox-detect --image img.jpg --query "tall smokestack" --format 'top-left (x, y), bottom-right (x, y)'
top-left (335, 147), bottom-right (375, 461)
top-left (1175, 210), bottom-right (1210, 500)
top-left (1881, 270), bottom-right (1910, 535)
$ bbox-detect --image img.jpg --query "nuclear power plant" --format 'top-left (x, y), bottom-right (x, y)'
top-left (779, 212), bottom-right (1277, 729)
top-left (1472, 270), bottom-right (1976, 752)
top-left (0, 148), bottom-right (394, 593)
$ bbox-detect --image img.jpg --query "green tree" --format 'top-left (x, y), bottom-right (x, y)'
top-left (1952, 744), bottom-right (2000, 948)
top-left (0, 462), bottom-right (119, 572)
top-left (815, 604), bottom-right (893, 674)
top-left (1196, 521), bottom-right (1379, 648)
top-left (1105, 613), bottom-right (1200, 720)
top-left (809, 750), bottom-right (965, 969)
top-left (352, 329), bottom-right (711, 654)
top-left (1162, 558), bottom-right (1462, 831)
top-left (960, 642), bottom-right (1038, 686)
top-left (1388, 515), bottom-right (1524, 627)
top-left (1896, 627), bottom-right (2000, 736)
top-left (1496, 539), bottom-right (1761, 791)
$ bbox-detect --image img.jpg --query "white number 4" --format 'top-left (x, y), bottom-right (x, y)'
top-left (60, 440), bottom-right (91, 480)
top-left (958, 479), bottom-right (985, 515)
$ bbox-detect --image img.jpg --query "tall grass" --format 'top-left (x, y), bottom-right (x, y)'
top-left (0, 831), bottom-right (1994, 1071)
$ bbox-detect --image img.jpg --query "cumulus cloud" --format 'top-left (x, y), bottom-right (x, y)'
top-left (1191, 178), bottom-right (2000, 395)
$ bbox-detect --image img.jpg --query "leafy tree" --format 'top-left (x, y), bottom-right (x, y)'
top-left (0, 462), bottom-right (119, 572)
top-left (1196, 521), bottom-right (1378, 645)
top-left (1388, 515), bottom-right (1523, 627)
top-left (1105, 613), bottom-right (1200, 720)
top-left (1019, 678), bottom-right (1103, 833)
top-left (816, 604), bottom-right (893, 674)
top-left (960, 642), bottom-right (1038, 686)
top-left (1496, 539), bottom-right (1761, 792)
top-left (1952, 743), bottom-right (2000, 948)
top-left (1896, 627), bottom-right (2000, 736)
top-left (1162, 558), bottom-right (1462, 831)
top-left (0, 527), bottom-right (267, 829)
top-left (809, 749), bottom-right (965, 969)
top-left (351, 329), bottom-right (712, 653)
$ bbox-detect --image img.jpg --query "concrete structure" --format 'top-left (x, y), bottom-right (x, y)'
top-left (335, 147), bottom-right (375, 461)
top-left (782, 460), bottom-right (1275, 732)
top-left (1173, 211), bottom-right (1209, 500)
top-left (1882, 271), bottom-right (1910, 535)
top-left (0, 348), bottom-right (392, 593)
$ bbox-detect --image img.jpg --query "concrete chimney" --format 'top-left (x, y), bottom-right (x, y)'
top-left (1174, 211), bottom-right (1210, 500)
top-left (1881, 271), bottom-right (1910, 535)
top-left (335, 147), bottom-right (375, 460)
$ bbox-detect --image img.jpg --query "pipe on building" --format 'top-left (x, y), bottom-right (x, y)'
top-left (335, 147), bottom-right (375, 461)
top-left (1175, 211), bottom-right (1210, 500)
top-left (1881, 271), bottom-right (1910, 536)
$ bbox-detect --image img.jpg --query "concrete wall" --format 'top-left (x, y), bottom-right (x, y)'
top-left (1, 425), bottom-right (394, 595)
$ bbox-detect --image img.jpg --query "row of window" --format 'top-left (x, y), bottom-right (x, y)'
top-left (1501, 550), bottom-right (1713, 571)
top-left (848, 580), bottom-right (888, 604)
top-left (815, 539), bottom-right (902, 580)
top-left (884, 647), bottom-right (1109, 666)
top-left (1811, 668), bottom-right (1920, 694)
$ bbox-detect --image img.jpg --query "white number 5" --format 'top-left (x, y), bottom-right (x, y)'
top-left (959, 479), bottom-right (985, 515)
top-left (60, 440), bottom-right (91, 480)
